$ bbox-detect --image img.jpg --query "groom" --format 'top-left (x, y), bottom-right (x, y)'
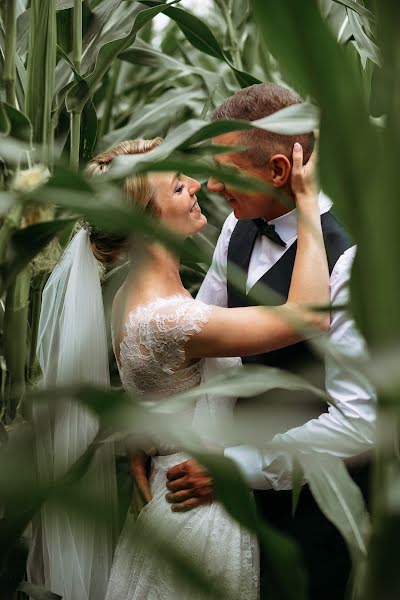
top-left (165, 83), bottom-right (375, 599)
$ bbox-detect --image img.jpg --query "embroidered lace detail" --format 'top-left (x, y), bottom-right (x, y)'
top-left (117, 294), bottom-right (212, 398)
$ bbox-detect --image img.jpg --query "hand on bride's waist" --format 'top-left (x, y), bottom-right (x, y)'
top-left (165, 445), bottom-right (223, 512)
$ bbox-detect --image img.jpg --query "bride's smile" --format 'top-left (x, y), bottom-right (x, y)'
top-left (150, 171), bottom-right (207, 237)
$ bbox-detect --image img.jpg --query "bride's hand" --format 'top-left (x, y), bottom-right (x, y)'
top-left (291, 136), bottom-right (319, 208)
top-left (129, 450), bottom-right (152, 505)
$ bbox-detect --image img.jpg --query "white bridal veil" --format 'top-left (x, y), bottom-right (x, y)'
top-left (32, 228), bottom-right (118, 600)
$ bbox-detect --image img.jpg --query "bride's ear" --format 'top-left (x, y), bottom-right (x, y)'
top-left (267, 154), bottom-right (291, 188)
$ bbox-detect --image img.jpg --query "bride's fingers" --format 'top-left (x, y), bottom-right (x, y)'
top-left (137, 479), bottom-right (152, 503)
top-left (292, 142), bottom-right (303, 174)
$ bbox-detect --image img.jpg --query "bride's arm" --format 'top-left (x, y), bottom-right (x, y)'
top-left (129, 451), bottom-right (152, 504)
top-left (186, 142), bottom-right (330, 360)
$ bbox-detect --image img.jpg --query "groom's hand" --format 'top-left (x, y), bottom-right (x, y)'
top-left (166, 459), bottom-right (214, 511)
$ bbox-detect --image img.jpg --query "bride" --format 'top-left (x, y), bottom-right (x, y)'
top-left (36, 135), bottom-right (328, 599)
top-left (85, 137), bottom-right (329, 600)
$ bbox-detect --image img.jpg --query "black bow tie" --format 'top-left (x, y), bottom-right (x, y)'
top-left (253, 219), bottom-right (287, 247)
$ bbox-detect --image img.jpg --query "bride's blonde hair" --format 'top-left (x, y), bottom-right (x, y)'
top-left (86, 137), bottom-right (163, 266)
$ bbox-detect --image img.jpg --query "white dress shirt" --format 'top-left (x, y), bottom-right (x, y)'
top-left (197, 193), bottom-right (376, 491)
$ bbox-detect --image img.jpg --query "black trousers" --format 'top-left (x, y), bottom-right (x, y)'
top-left (255, 462), bottom-right (370, 600)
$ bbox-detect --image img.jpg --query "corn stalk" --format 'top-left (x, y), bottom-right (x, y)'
top-left (3, 267), bottom-right (31, 417)
top-left (25, 0), bottom-right (57, 160)
top-left (215, 0), bottom-right (243, 70)
top-left (0, 200), bottom-right (29, 417)
top-left (27, 272), bottom-right (47, 384)
top-left (98, 61), bottom-right (121, 142)
top-left (3, 0), bottom-right (17, 107)
top-left (70, 0), bottom-right (83, 170)
top-left (0, 203), bottom-right (23, 266)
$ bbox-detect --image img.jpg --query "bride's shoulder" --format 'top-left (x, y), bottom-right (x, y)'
top-left (130, 293), bottom-right (210, 323)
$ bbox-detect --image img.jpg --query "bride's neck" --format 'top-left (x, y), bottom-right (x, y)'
top-left (126, 242), bottom-right (184, 297)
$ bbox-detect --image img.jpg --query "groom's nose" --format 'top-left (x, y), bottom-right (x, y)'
top-left (207, 177), bottom-right (225, 193)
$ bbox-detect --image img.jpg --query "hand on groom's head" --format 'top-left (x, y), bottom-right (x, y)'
top-left (165, 459), bottom-right (214, 512)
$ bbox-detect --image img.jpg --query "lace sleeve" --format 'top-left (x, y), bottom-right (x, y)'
top-left (147, 296), bottom-right (212, 373)
top-left (118, 295), bottom-right (212, 396)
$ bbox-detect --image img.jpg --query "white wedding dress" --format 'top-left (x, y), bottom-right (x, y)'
top-left (106, 294), bottom-right (259, 600)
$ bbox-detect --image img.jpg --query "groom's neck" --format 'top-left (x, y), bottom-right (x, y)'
top-left (261, 192), bottom-right (295, 221)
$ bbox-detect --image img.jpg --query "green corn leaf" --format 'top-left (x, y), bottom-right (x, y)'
top-left (298, 453), bottom-right (370, 565)
top-left (100, 86), bottom-right (204, 151)
top-left (141, 1), bottom-right (226, 60)
top-left (0, 134), bottom-right (48, 164)
top-left (192, 451), bottom-right (308, 600)
top-left (119, 38), bottom-right (217, 79)
top-left (253, 102), bottom-right (320, 134)
top-left (53, 0), bottom-right (125, 95)
top-left (0, 102), bottom-right (32, 142)
top-left (56, 42), bottom-right (83, 80)
top-left (146, 365), bottom-right (329, 414)
top-left (110, 154), bottom-right (274, 196)
top-left (103, 117), bottom-right (251, 173)
top-left (140, 0), bottom-right (261, 88)
top-left (79, 98), bottom-right (98, 162)
top-left (16, 1), bottom-right (76, 56)
top-left (66, 3), bottom-right (178, 114)
top-left (331, 0), bottom-right (376, 21)
top-left (346, 7), bottom-right (381, 66)
top-left (0, 102), bottom-right (12, 137)
top-left (292, 457), bottom-right (304, 516)
top-left (1, 218), bottom-right (75, 292)
top-left (28, 176), bottom-right (195, 262)
top-left (252, 0), bottom-right (374, 297)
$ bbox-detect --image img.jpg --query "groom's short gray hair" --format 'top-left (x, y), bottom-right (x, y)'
top-left (211, 83), bottom-right (313, 167)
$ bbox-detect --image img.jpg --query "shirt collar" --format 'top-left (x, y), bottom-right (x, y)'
top-left (264, 191), bottom-right (333, 243)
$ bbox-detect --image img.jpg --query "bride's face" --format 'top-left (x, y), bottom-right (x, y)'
top-left (151, 172), bottom-right (207, 236)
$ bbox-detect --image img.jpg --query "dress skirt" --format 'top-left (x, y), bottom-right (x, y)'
top-left (105, 452), bottom-right (259, 600)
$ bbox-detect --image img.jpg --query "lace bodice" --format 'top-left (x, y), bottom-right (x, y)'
top-left (115, 294), bottom-right (212, 398)
top-left (113, 294), bottom-right (240, 454)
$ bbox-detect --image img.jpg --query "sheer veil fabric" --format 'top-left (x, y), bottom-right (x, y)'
top-left (30, 229), bottom-right (118, 599)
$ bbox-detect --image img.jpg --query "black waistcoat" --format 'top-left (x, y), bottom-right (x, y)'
top-left (227, 211), bottom-right (353, 428)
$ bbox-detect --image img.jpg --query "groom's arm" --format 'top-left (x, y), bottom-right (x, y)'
top-left (225, 245), bottom-right (376, 491)
top-left (167, 246), bottom-right (375, 506)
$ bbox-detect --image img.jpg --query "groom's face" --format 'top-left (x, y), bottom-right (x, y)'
top-left (208, 132), bottom-right (292, 221)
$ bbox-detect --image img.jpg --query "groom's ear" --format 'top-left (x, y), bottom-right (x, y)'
top-left (267, 154), bottom-right (291, 188)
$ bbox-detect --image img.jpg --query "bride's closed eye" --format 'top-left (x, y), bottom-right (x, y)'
top-left (175, 183), bottom-right (185, 194)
